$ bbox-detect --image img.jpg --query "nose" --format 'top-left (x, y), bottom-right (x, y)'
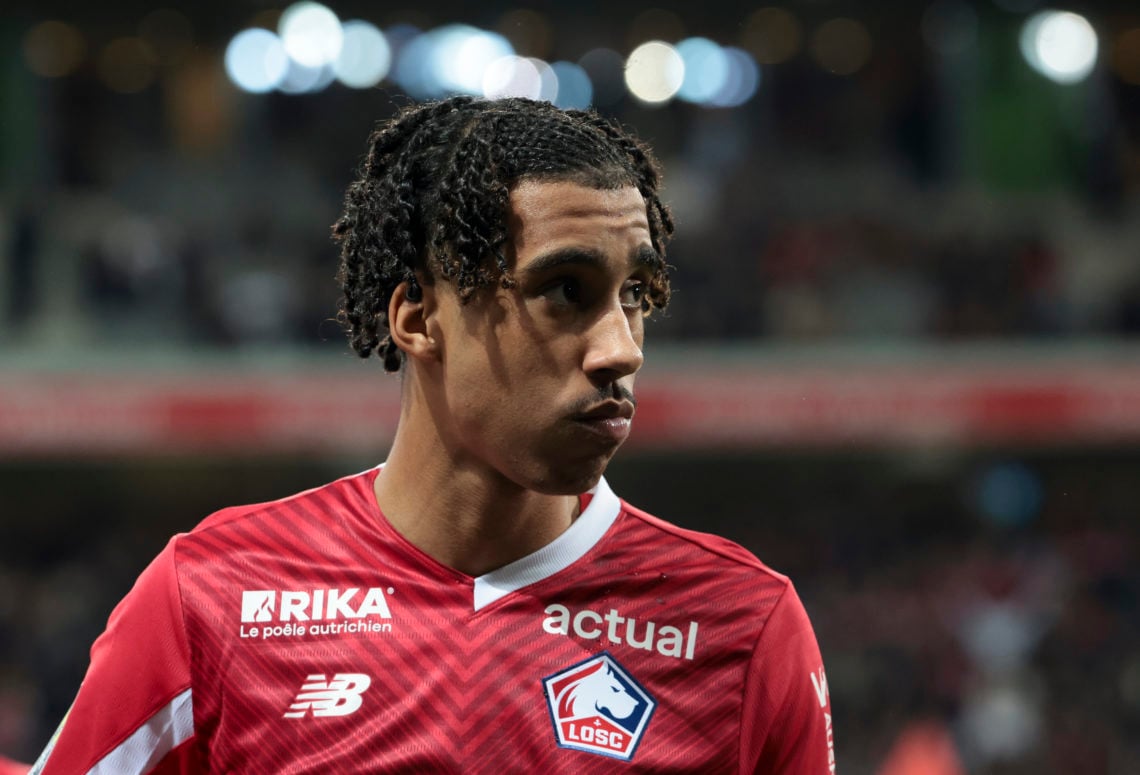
top-left (583, 303), bottom-right (644, 383)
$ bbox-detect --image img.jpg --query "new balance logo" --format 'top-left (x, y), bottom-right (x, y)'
top-left (283, 673), bottom-right (371, 718)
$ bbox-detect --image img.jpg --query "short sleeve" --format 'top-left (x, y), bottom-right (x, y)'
top-left (32, 536), bottom-right (200, 774)
top-left (739, 582), bottom-right (835, 775)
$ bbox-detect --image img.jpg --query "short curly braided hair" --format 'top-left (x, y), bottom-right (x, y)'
top-left (332, 96), bottom-right (674, 371)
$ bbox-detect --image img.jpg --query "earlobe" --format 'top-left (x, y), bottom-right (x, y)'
top-left (388, 278), bottom-right (440, 363)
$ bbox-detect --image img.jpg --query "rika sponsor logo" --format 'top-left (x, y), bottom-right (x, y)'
top-left (542, 603), bottom-right (700, 660)
top-left (239, 588), bottom-right (394, 641)
top-left (283, 673), bottom-right (372, 719)
top-left (543, 652), bottom-right (656, 761)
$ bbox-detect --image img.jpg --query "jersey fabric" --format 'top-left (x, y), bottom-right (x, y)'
top-left (33, 468), bottom-right (835, 774)
top-left (0, 756), bottom-right (29, 775)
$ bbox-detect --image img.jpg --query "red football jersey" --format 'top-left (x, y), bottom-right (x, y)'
top-left (0, 756), bottom-right (28, 775)
top-left (33, 468), bottom-right (835, 774)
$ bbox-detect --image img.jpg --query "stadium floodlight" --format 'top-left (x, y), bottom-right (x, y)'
top-left (1020, 10), bottom-right (1098, 84)
top-left (624, 41), bottom-right (684, 105)
top-left (278, 2), bottom-right (343, 69)
top-left (334, 20), bottom-right (391, 88)
top-left (225, 28), bottom-right (289, 93)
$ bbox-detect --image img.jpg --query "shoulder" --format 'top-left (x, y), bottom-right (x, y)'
top-left (193, 466), bottom-right (375, 533)
top-left (616, 499), bottom-right (793, 597)
top-left (169, 467), bottom-right (379, 562)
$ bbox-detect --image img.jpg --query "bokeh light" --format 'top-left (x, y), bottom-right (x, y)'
top-left (225, 28), bottom-right (289, 93)
top-left (278, 2), bottom-right (343, 69)
top-left (707, 47), bottom-right (760, 108)
top-left (550, 61), bottom-right (592, 109)
top-left (625, 40), bottom-right (684, 105)
top-left (23, 20), bottom-right (87, 78)
top-left (391, 30), bottom-right (434, 98)
top-left (97, 37), bottom-right (159, 94)
top-left (740, 7), bottom-right (801, 65)
top-left (676, 38), bottom-right (730, 104)
top-left (394, 24), bottom-right (514, 99)
top-left (532, 58), bottom-right (559, 103)
top-left (444, 27), bottom-right (515, 95)
top-left (495, 8), bottom-right (553, 58)
top-left (333, 20), bottom-right (390, 88)
top-left (1112, 28), bottom-right (1140, 85)
top-left (810, 18), bottom-right (873, 76)
top-left (1020, 10), bottom-right (1098, 84)
top-left (277, 58), bottom-right (335, 94)
top-left (483, 55), bottom-right (543, 100)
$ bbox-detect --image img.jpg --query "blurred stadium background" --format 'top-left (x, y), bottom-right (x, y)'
top-left (2, 0), bottom-right (1140, 772)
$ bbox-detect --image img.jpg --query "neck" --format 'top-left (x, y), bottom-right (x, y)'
top-left (373, 393), bottom-right (579, 578)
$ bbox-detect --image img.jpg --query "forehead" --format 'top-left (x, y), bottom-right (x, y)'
top-left (506, 181), bottom-right (651, 266)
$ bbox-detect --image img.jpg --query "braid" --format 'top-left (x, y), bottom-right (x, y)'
top-left (433, 111), bottom-right (515, 298)
top-left (333, 98), bottom-right (473, 365)
top-left (332, 96), bottom-right (674, 371)
top-left (569, 110), bottom-right (674, 307)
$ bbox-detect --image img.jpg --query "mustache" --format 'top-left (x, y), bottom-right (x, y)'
top-left (569, 384), bottom-right (637, 414)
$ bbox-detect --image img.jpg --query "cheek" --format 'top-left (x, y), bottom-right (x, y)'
top-left (445, 352), bottom-right (531, 429)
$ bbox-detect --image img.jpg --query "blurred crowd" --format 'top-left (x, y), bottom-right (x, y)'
top-left (4, 119), bottom-right (1140, 352)
top-left (630, 451), bottom-right (1140, 773)
top-left (5, 4), bottom-right (1140, 352)
top-left (802, 470), bottom-right (1140, 773)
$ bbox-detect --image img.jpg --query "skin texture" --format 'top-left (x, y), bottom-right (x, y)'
top-left (374, 181), bottom-right (654, 577)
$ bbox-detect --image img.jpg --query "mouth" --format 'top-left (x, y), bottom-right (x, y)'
top-left (571, 401), bottom-right (635, 444)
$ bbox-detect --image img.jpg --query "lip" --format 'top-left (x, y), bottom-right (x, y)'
top-left (572, 402), bottom-right (635, 444)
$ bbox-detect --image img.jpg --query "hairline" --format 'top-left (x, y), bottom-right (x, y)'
top-left (421, 167), bottom-right (649, 281)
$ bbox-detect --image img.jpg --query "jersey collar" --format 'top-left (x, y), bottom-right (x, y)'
top-left (472, 476), bottom-right (621, 611)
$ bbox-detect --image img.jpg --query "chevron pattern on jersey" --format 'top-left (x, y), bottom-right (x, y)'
top-left (172, 469), bottom-right (798, 773)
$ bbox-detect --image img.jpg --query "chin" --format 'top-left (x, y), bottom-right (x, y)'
top-left (519, 456), bottom-right (611, 496)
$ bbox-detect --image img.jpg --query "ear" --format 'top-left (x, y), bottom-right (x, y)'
top-left (388, 277), bottom-right (442, 364)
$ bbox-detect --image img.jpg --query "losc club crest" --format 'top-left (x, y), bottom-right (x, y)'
top-left (542, 652), bottom-right (656, 761)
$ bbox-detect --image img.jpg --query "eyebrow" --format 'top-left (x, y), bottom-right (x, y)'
top-left (522, 245), bottom-right (659, 280)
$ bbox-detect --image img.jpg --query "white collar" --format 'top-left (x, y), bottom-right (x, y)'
top-left (472, 476), bottom-right (621, 611)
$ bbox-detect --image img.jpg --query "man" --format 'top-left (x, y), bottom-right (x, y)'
top-left (33, 97), bottom-right (835, 773)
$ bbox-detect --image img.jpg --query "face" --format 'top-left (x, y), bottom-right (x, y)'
top-left (428, 180), bottom-right (655, 495)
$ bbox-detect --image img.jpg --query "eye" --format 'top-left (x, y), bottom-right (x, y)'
top-left (620, 281), bottom-right (646, 309)
top-left (542, 277), bottom-right (582, 306)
